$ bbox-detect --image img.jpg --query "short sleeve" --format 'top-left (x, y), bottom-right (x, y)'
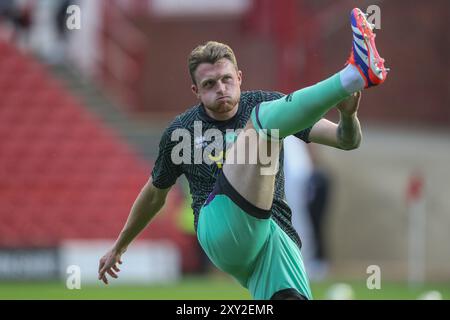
top-left (151, 121), bottom-right (183, 189)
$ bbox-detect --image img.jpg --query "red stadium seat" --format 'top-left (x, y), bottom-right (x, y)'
top-left (0, 42), bottom-right (181, 248)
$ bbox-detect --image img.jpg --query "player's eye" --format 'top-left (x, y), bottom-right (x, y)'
top-left (203, 81), bottom-right (214, 88)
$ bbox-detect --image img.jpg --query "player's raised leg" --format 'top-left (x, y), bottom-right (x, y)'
top-left (251, 7), bottom-right (389, 139)
top-left (224, 7), bottom-right (389, 207)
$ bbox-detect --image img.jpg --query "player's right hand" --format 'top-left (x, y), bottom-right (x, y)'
top-left (98, 248), bottom-right (123, 285)
top-left (336, 91), bottom-right (361, 116)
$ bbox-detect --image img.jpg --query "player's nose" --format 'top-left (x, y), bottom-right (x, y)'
top-left (216, 81), bottom-right (226, 94)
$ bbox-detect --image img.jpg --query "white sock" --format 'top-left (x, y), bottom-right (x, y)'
top-left (339, 64), bottom-right (365, 93)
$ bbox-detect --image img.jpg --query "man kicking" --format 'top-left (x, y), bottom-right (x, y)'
top-left (98, 8), bottom-right (388, 300)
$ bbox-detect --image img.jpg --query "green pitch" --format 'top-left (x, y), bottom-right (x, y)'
top-left (0, 276), bottom-right (449, 300)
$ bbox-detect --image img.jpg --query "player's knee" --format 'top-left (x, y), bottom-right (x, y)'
top-left (270, 288), bottom-right (308, 300)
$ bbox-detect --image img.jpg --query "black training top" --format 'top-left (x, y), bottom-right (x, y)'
top-left (151, 90), bottom-right (311, 249)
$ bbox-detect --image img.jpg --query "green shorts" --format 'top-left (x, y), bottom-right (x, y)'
top-left (197, 173), bottom-right (312, 300)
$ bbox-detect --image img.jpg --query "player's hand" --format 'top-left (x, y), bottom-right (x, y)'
top-left (98, 248), bottom-right (124, 285)
top-left (336, 91), bottom-right (361, 116)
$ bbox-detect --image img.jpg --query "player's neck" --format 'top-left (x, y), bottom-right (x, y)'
top-left (203, 104), bottom-right (239, 121)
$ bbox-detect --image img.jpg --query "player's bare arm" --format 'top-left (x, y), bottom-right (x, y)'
top-left (308, 91), bottom-right (362, 150)
top-left (98, 179), bottom-right (170, 284)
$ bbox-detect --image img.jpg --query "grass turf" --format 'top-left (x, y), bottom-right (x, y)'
top-left (1, 276), bottom-right (449, 300)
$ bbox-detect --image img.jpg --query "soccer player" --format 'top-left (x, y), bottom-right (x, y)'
top-left (98, 8), bottom-right (388, 300)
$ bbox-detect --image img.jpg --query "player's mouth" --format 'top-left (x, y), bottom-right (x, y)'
top-left (216, 96), bottom-right (230, 101)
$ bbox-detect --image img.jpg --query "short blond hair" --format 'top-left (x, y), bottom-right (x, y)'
top-left (188, 41), bottom-right (238, 84)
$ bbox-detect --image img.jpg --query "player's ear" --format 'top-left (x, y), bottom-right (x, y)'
top-left (191, 84), bottom-right (199, 98)
top-left (237, 70), bottom-right (242, 86)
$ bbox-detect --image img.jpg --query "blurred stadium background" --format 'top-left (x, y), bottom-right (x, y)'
top-left (0, 0), bottom-right (449, 300)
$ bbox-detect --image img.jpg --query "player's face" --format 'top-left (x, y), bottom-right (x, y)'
top-left (192, 58), bottom-right (242, 120)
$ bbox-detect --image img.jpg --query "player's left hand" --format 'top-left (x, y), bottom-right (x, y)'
top-left (336, 91), bottom-right (361, 116)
